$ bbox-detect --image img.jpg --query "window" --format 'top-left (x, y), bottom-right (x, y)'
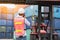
top-left (1, 14), bottom-right (7, 19)
top-left (42, 14), bottom-right (48, 18)
top-left (0, 26), bottom-right (6, 32)
top-left (7, 14), bottom-right (13, 20)
top-left (5, 33), bottom-right (13, 38)
top-left (41, 6), bottom-right (49, 13)
top-left (0, 20), bottom-right (6, 25)
top-left (6, 27), bottom-right (12, 32)
top-left (53, 6), bottom-right (60, 18)
top-left (54, 19), bottom-right (60, 29)
top-left (7, 20), bottom-right (13, 26)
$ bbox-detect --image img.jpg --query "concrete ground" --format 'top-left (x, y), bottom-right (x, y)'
top-left (0, 39), bottom-right (13, 40)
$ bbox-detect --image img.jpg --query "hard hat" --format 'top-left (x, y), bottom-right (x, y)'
top-left (18, 8), bottom-right (25, 14)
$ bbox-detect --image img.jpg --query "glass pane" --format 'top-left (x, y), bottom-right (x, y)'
top-left (53, 6), bottom-right (60, 18)
top-left (1, 14), bottom-right (7, 19)
top-left (0, 33), bottom-right (5, 38)
top-left (7, 20), bottom-right (13, 26)
top-left (0, 20), bottom-right (6, 25)
top-left (0, 26), bottom-right (6, 32)
top-left (7, 14), bottom-right (13, 20)
top-left (25, 5), bottom-right (38, 17)
top-left (10, 27), bottom-right (14, 32)
top-left (54, 19), bottom-right (60, 29)
top-left (41, 6), bottom-right (49, 12)
top-left (6, 27), bottom-right (11, 32)
top-left (6, 33), bottom-right (12, 38)
top-left (42, 14), bottom-right (48, 18)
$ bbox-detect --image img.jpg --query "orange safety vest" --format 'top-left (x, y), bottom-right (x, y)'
top-left (14, 17), bottom-right (25, 36)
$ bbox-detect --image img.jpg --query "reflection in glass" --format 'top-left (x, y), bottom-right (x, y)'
top-left (1, 14), bottom-right (7, 19)
top-left (7, 14), bottom-right (13, 20)
top-left (7, 20), bottom-right (13, 26)
top-left (6, 33), bottom-right (12, 38)
top-left (0, 26), bottom-right (6, 32)
top-left (54, 19), bottom-right (60, 29)
top-left (41, 6), bottom-right (49, 12)
top-left (6, 27), bottom-right (11, 32)
top-left (0, 33), bottom-right (5, 38)
top-left (42, 14), bottom-right (48, 18)
top-left (0, 20), bottom-right (6, 25)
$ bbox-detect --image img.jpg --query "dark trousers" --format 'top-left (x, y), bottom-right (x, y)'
top-left (16, 36), bottom-right (26, 40)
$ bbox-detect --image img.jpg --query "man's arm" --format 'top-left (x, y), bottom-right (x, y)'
top-left (25, 18), bottom-right (30, 26)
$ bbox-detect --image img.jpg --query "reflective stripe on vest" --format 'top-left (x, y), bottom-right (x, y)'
top-left (15, 30), bottom-right (22, 32)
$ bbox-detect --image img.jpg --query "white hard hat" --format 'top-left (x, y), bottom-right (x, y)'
top-left (18, 8), bottom-right (25, 14)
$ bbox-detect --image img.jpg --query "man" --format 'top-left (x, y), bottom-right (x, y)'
top-left (14, 8), bottom-right (30, 40)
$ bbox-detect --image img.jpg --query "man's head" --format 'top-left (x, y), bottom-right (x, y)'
top-left (18, 8), bottom-right (25, 17)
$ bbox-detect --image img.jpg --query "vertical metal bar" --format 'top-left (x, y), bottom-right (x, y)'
top-left (49, 5), bottom-right (53, 40)
top-left (38, 5), bottom-right (41, 40)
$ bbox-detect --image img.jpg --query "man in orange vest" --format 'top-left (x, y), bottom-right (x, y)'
top-left (14, 8), bottom-right (30, 40)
